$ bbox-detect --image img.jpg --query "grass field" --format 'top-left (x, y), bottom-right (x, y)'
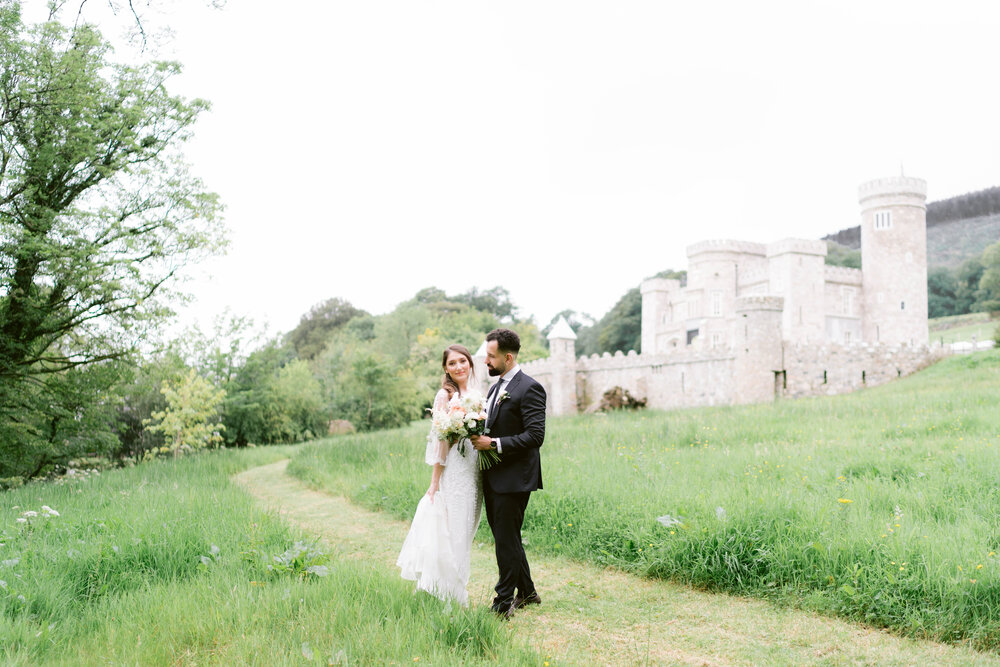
top-left (0, 447), bottom-right (538, 665)
top-left (929, 312), bottom-right (998, 344)
top-left (287, 349), bottom-right (1000, 651)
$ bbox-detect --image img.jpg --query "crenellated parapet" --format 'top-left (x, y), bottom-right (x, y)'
top-left (858, 176), bottom-right (928, 212)
top-left (824, 265), bottom-right (863, 285)
top-left (735, 295), bottom-right (784, 312)
top-left (687, 239), bottom-right (767, 258)
top-left (766, 238), bottom-right (828, 257)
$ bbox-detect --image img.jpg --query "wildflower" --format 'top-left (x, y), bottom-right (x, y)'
top-left (977, 564), bottom-right (984, 570)
top-left (837, 498), bottom-right (853, 504)
top-left (15, 518), bottom-right (26, 524)
top-left (22, 511), bottom-right (37, 518)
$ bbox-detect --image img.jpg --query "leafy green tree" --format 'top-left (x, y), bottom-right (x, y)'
top-left (144, 369), bottom-right (226, 457)
top-left (267, 359), bottom-right (327, 441)
top-left (453, 286), bottom-right (516, 321)
top-left (977, 241), bottom-right (1000, 312)
top-left (0, 3), bottom-right (224, 479)
top-left (331, 349), bottom-right (420, 432)
top-left (287, 298), bottom-right (366, 360)
top-left (825, 241), bottom-right (862, 269)
top-left (597, 288), bottom-right (642, 354)
top-left (111, 351), bottom-right (188, 461)
top-left (927, 268), bottom-right (958, 318)
top-left (955, 258), bottom-right (985, 314)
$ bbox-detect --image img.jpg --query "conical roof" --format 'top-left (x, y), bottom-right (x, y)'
top-left (547, 315), bottom-right (577, 340)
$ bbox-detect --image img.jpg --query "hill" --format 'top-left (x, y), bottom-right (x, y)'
top-left (823, 186), bottom-right (1000, 269)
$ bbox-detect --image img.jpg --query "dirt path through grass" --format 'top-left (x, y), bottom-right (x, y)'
top-left (234, 460), bottom-right (997, 666)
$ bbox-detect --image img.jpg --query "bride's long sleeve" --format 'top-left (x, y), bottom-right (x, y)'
top-left (424, 389), bottom-right (450, 466)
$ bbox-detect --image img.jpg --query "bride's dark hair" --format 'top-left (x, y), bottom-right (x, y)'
top-left (441, 344), bottom-right (475, 397)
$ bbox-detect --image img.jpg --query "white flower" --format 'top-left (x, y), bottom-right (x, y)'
top-left (657, 514), bottom-right (684, 527)
top-left (42, 506), bottom-right (59, 517)
top-left (15, 518), bottom-right (26, 524)
top-left (0, 580), bottom-right (6, 589)
top-left (22, 511), bottom-right (37, 518)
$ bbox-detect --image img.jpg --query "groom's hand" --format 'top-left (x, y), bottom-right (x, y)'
top-left (471, 435), bottom-right (493, 450)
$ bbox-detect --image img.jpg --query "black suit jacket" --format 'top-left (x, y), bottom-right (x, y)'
top-left (484, 370), bottom-right (546, 494)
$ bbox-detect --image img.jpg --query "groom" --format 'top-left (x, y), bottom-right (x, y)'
top-left (472, 328), bottom-right (546, 619)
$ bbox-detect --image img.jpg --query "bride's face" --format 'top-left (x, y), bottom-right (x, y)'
top-left (444, 351), bottom-right (471, 383)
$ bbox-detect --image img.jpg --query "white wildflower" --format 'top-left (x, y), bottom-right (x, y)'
top-left (657, 514), bottom-right (684, 527)
top-left (22, 511), bottom-right (37, 518)
top-left (16, 518), bottom-right (27, 524)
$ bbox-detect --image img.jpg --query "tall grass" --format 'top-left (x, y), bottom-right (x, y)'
top-left (0, 447), bottom-right (537, 665)
top-left (288, 349), bottom-right (1000, 650)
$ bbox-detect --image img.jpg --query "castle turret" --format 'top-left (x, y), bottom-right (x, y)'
top-left (640, 277), bottom-right (680, 354)
top-left (858, 176), bottom-right (928, 346)
top-left (546, 316), bottom-right (578, 415)
top-left (733, 296), bottom-right (785, 404)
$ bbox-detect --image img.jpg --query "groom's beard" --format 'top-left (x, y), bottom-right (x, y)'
top-left (488, 367), bottom-right (501, 376)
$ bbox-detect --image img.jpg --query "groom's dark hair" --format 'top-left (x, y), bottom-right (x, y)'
top-left (486, 328), bottom-right (520, 356)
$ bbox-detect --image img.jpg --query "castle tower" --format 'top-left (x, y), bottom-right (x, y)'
top-left (640, 277), bottom-right (680, 354)
top-left (546, 316), bottom-right (578, 416)
top-left (766, 239), bottom-right (827, 343)
top-left (733, 296), bottom-right (785, 404)
top-left (858, 176), bottom-right (928, 346)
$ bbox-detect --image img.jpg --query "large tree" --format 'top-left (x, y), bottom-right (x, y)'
top-left (0, 3), bottom-right (225, 479)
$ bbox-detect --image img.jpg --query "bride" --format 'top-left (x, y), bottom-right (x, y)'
top-left (396, 344), bottom-right (483, 605)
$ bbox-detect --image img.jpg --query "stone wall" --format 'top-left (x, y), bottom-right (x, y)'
top-left (516, 337), bottom-right (944, 416)
top-left (781, 342), bottom-right (946, 399)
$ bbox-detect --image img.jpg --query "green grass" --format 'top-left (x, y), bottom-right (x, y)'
top-left (288, 349), bottom-right (1000, 652)
top-left (0, 447), bottom-right (538, 665)
top-left (929, 312), bottom-right (998, 344)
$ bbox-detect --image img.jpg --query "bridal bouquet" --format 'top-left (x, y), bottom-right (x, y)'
top-left (430, 391), bottom-right (501, 470)
top-left (431, 391), bottom-right (488, 455)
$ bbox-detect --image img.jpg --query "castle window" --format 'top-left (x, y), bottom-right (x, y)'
top-left (840, 286), bottom-right (855, 316)
top-left (844, 330), bottom-right (852, 344)
top-left (711, 291), bottom-right (722, 316)
top-left (711, 332), bottom-right (723, 348)
top-left (901, 301), bottom-right (905, 310)
top-left (874, 211), bottom-right (892, 230)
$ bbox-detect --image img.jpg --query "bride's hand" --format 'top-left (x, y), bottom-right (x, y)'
top-left (426, 482), bottom-right (439, 501)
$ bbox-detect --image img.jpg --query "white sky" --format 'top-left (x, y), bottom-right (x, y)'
top-left (44, 1), bottom-right (1000, 335)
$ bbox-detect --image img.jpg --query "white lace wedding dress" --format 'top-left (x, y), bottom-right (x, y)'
top-left (397, 389), bottom-right (484, 605)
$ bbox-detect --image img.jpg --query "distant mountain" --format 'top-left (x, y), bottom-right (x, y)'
top-left (823, 186), bottom-right (1000, 269)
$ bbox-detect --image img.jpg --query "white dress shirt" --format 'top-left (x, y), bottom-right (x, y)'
top-left (489, 365), bottom-right (520, 454)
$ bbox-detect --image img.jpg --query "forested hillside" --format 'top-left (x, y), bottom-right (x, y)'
top-left (823, 186), bottom-right (1000, 269)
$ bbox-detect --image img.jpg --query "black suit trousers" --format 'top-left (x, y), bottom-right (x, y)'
top-left (483, 484), bottom-right (534, 606)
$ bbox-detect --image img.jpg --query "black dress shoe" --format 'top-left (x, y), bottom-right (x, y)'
top-left (490, 602), bottom-right (512, 619)
top-left (512, 591), bottom-right (541, 609)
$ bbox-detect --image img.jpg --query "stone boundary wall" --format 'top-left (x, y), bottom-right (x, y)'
top-left (519, 339), bottom-right (948, 416)
top-left (522, 348), bottom-right (737, 414)
top-left (781, 342), bottom-right (946, 399)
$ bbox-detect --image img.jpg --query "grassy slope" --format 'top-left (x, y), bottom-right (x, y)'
top-left (288, 349), bottom-right (1000, 651)
top-left (0, 447), bottom-right (537, 665)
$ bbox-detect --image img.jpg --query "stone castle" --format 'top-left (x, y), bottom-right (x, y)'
top-left (476, 176), bottom-right (945, 415)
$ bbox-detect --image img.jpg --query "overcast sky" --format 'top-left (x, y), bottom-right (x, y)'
top-left (49, 1), bottom-right (1000, 336)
